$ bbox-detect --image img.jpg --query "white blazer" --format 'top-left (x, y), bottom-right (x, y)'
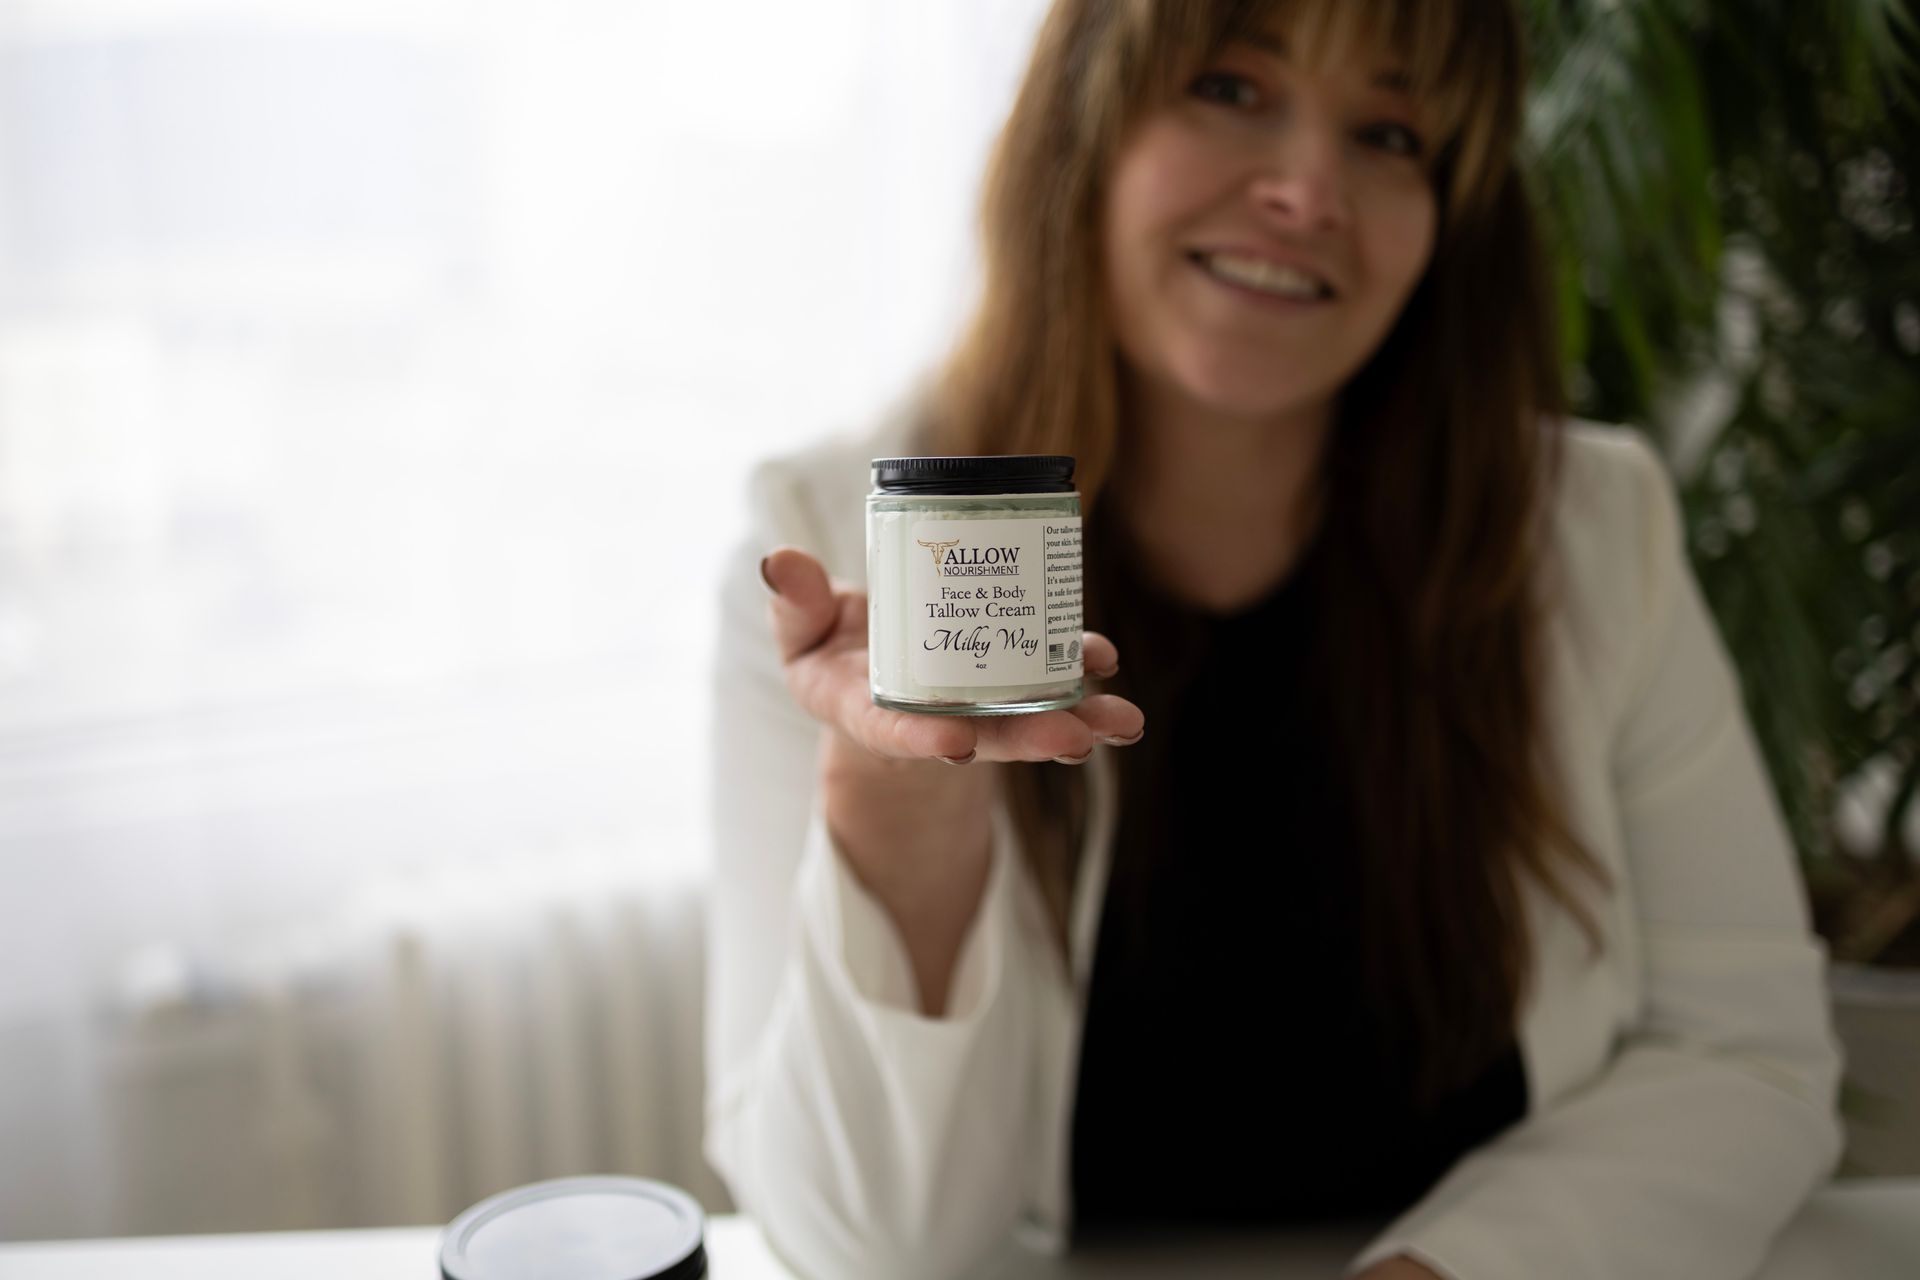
top-left (702, 381), bottom-right (1847, 1280)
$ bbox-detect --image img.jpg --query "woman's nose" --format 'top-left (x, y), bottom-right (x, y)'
top-left (1247, 127), bottom-right (1352, 232)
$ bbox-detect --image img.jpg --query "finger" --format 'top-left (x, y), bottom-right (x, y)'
top-left (847, 697), bottom-right (980, 762)
top-left (1081, 630), bottom-right (1120, 677)
top-left (762, 547), bottom-right (841, 664)
top-left (1066, 693), bottom-right (1145, 744)
top-left (973, 695), bottom-right (1145, 763)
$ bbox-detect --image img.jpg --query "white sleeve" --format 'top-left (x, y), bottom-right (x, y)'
top-left (1345, 434), bottom-right (1846, 1280)
top-left (702, 458), bottom-right (1040, 1280)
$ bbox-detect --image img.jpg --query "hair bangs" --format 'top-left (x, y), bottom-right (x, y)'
top-left (1298, 0), bottom-right (1521, 219)
top-left (1138, 0), bottom-right (1525, 222)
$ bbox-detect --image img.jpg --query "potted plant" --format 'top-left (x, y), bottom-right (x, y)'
top-left (1521, 0), bottom-right (1920, 1174)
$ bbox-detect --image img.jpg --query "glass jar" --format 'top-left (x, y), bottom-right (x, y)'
top-left (866, 454), bottom-right (1083, 715)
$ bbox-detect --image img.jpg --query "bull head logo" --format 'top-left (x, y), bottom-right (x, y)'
top-left (916, 537), bottom-right (962, 570)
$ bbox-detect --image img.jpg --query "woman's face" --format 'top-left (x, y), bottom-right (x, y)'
top-left (1102, 25), bottom-right (1438, 425)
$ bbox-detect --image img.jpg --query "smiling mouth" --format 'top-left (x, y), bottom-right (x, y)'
top-left (1185, 250), bottom-right (1336, 303)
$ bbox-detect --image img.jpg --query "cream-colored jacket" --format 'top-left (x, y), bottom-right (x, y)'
top-left (702, 384), bottom-right (1846, 1280)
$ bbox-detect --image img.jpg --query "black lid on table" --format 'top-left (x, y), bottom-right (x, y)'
top-left (440, 1176), bottom-right (706, 1280)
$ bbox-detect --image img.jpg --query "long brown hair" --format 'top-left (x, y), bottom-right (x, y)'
top-left (915, 0), bottom-right (1612, 1111)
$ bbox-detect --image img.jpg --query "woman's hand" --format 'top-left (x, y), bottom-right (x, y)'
top-left (761, 544), bottom-right (1146, 1017)
top-left (1350, 1255), bottom-right (1448, 1280)
top-left (761, 545), bottom-right (1144, 765)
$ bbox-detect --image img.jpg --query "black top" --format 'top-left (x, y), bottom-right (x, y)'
top-left (1068, 521), bottom-right (1528, 1237)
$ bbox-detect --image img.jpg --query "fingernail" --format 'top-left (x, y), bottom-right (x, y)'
top-left (1052, 747), bottom-right (1095, 765)
top-left (1100, 730), bottom-right (1143, 747)
top-left (937, 749), bottom-right (977, 765)
top-left (1091, 663), bottom-right (1119, 679)
top-left (760, 555), bottom-right (781, 596)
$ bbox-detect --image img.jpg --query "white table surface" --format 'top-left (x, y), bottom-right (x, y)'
top-left (1, 1179), bottom-right (1914, 1279)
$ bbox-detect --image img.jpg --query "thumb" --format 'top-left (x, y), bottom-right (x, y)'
top-left (761, 547), bottom-right (840, 663)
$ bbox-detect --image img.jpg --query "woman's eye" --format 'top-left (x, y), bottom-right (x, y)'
top-left (1190, 71), bottom-right (1257, 109)
top-left (1366, 123), bottom-right (1425, 158)
top-left (1188, 71), bottom-right (1426, 160)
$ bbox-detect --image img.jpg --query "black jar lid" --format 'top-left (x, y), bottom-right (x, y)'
top-left (872, 454), bottom-right (1075, 495)
top-left (440, 1175), bottom-right (707, 1280)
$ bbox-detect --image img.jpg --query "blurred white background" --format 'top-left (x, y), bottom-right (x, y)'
top-left (0, 0), bottom-right (1047, 1240)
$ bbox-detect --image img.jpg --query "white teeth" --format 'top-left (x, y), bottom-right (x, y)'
top-left (1198, 252), bottom-right (1329, 300)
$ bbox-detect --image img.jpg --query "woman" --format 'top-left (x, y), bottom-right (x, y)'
top-left (704, 1), bottom-right (1845, 1278)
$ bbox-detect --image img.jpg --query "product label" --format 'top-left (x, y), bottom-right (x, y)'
top-left (908, 516), bottom-right (1083, 687)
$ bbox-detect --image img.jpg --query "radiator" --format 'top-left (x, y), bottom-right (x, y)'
top-left (96, 852), bottom-right (733, 1237)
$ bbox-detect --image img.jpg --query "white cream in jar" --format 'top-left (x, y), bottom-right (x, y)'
top-left (866, 455), bottom-right (1083, 715)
